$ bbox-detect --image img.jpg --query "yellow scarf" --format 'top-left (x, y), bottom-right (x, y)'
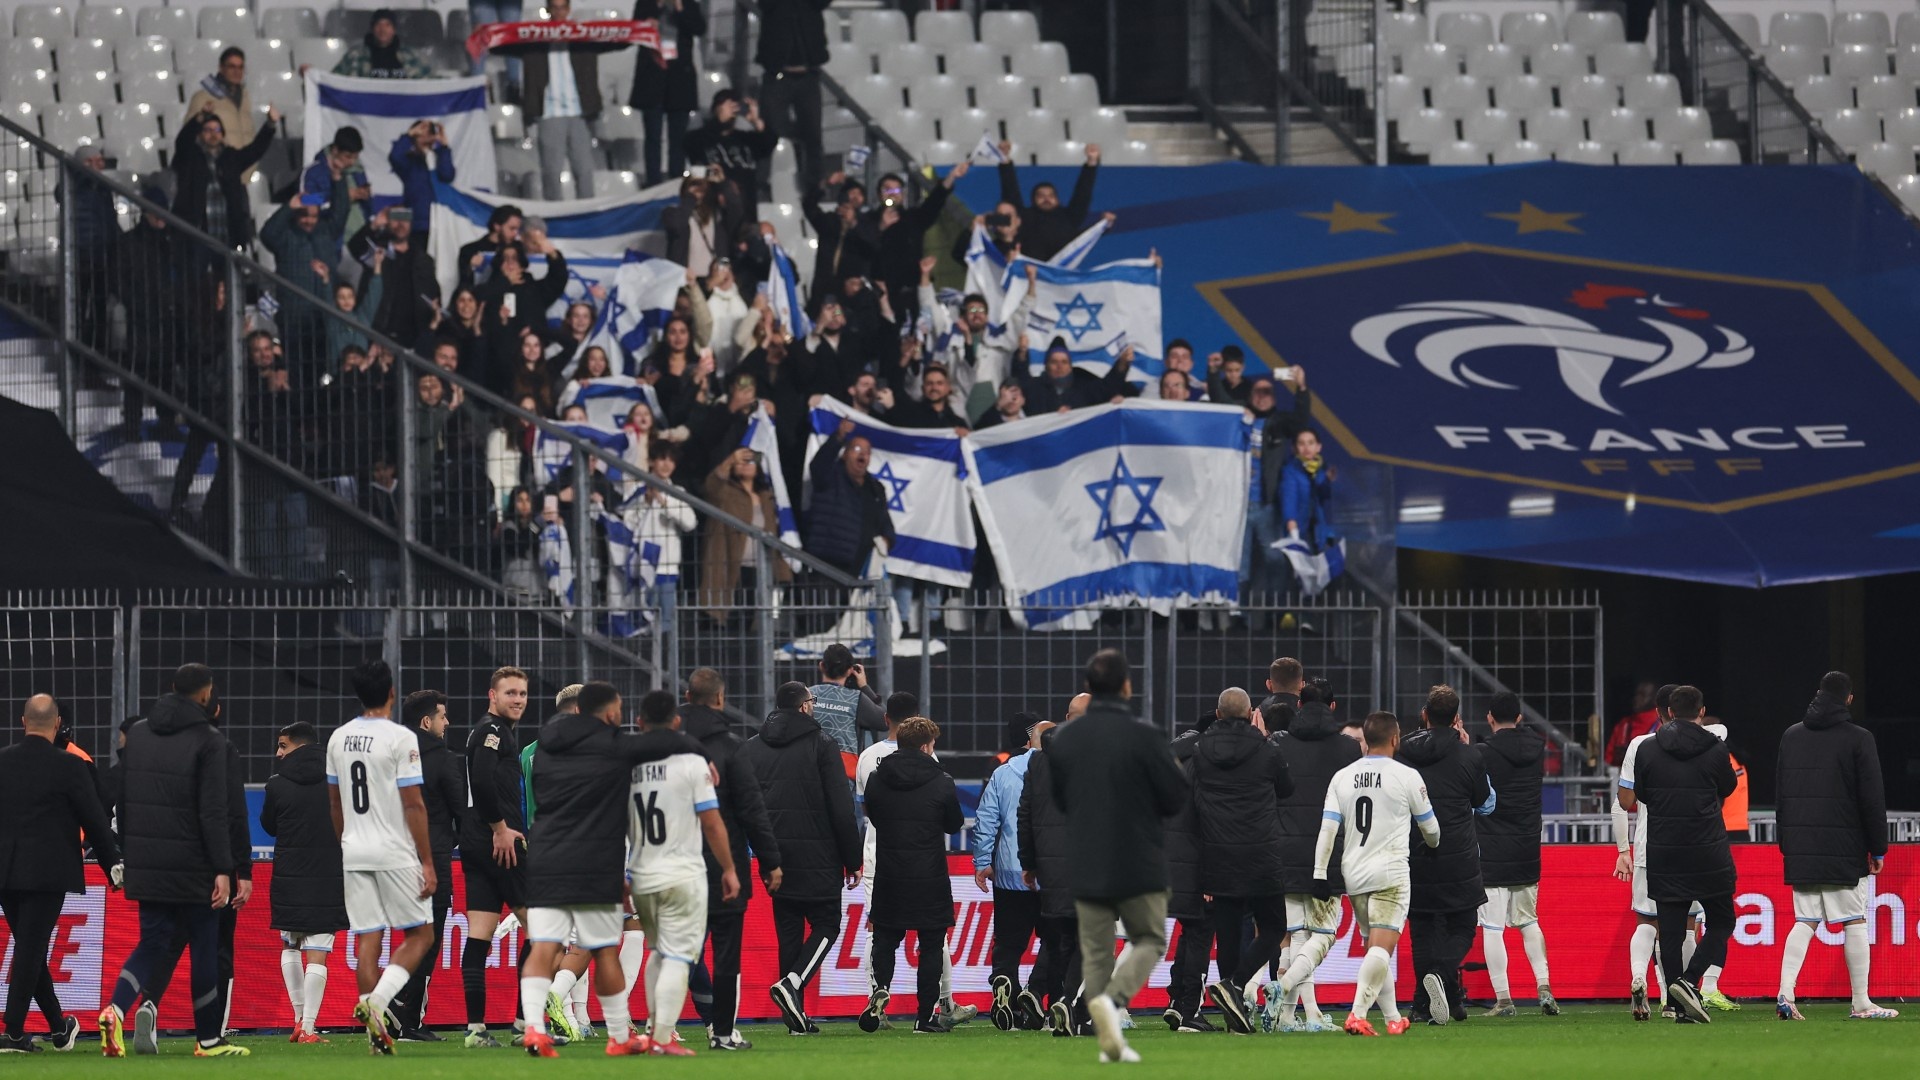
top-left (1299, 456), bottom-right (1324, 477)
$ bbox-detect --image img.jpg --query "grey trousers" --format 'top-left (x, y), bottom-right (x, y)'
top-left (535, 115), bottom-right (596, 200)
top-left (1075, 890), bottom-right (1169, 1007)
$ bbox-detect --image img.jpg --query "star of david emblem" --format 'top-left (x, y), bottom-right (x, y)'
top-left (873, 461), bottom-right (910, 513)
top-left (1084, 454), bottom-right (1164, 557)
top-left (1052, 292), bottom-right (1105, 343)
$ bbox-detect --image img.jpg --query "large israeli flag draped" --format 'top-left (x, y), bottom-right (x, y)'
top-left (962, 217), bottom-right (1108, 338)
top-left (427, 179), bottom-right (680, 312)
top-left (962, 401), bottom-right (1249, 628)
top-left (742, 403), bottom-right (803, 567)
top-left (998, 256), bottom-right (1162, 385)
top-left (306, 73), bottom-right (495, 206)
top-left (556, 375), bottom-right (661, 428)
top-left (533, 422), bottom-right (630, 485)
top-left (802, 398), bottom-right (975, 589)
top-left (579, 256), bottom-right (689, 374)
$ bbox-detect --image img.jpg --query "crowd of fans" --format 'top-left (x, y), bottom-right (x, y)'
top-left (58, 0), bottom-right (1337, 622)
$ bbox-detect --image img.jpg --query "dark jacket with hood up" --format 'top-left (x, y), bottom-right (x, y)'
top-left (1163, 725), bottom-right (1206, 920)
top-left (259, 743), bottom-right (347, 933)
top-left (118, 693), bottom-right (233, 905)
top-left (681, 703), bottom-right (782, 913)
top-left (1776, 690), bottom-right (1888, 886)
top-left (1634, 720), bottom-right (1738, 902)
top-left (414, 726), bottom-right (465, 860)
top-left (1018, 728), bottom-right (1073, 919)
top-left (1272, 701), bottom-right (1361, 894)
top-left (1478, 726), bottom-right (1546, 887)
top-left (863, 750), bottom-right (963, 929)
top-left (524, 712), bottom-right (706, 906)
top-left (1397, 727), bottom-right (1490, 914)
top-left (1047, 695), bottom-right (1190, 901)
top-left (1192, 717), bottom-right (1294, 898)
top-left (739, 707), bottom-right (860, 901)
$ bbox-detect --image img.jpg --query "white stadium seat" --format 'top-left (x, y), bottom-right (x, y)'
top-left (1855, 140), bottom-right (1915, 176)
top-left (1380, 12), bottom-right (1429, 53)
top-left (1103, 139), bottom-right (1156, 165)
top-left (1769, 12), bottom-right (1831, 50)
top-left (1619, 139), bottom-right (1677, 165)
top-left (876, 42), bottom-right (934, 84)
top-left (1462, 107), bottom-right (1520, 146)
top-left (1430, 139), bottom-right (1489, 165)
top-left (1434, 12), bottom-right (1494, 49)
top-left (1398, 108), bottom-right (1455, 152)
top-left (938, 106), bottom-right (996, 148)
top-left (1718, 13), bottom-right (1763, 47)
top-left (1590, 107), bottom-right (1648, 145)
top-left (914, 10), bottom-right (974, 49)
top-left (1528, 43), bottom-right (1589, 85)
top-left (1901, 13), bottom-right (1920, 50)
top-left (846, 73), bottom-right (903, 114)
top-left (1494, 74), bottom-right (1551, 112)
top-left (74, 5), bottom-right (135, 40)
top-left (43, 103), bottom-right (102, 148)
top-left (291, 37), bottom-right (348, 75)
top-left (1794, 75), bottom-right (1855, 115)
top-left (974, 74), bottom-right (1034, 115)
top-left (1465, 43), bottom-right (1524, 81)
top-left (260, 8), bottom-right (324, 41)
top-left (1884, 106), bottom-right (1920, 147)
top-left (116, 37), bottom-right (174, 76)
top-left (943, 42), bottom-right (1006, 84)
top-left (908, 74), bottom-right (968, 116)
top-left (1563, 11), bottom-right (1626, 48)
top-left (136, 6), bottom-right (194, 39)
top-left (1040, 73), bottom-right (1100, 113)
top-left (1622, 73), bottom-right (1682, 112)
top-left (56, 67), bottom-right (115, 107)
top-left (1526, 107), bottom-right (1584, 148)
top-left (1561, 75), bottom-right (1619, 114)
top-left (1432, 74), bottom-right (1489, 112)
top-left (15, 4), bottom-right (75, 40)
top-left (1834, 11), bottom-right (1894, 48)
top-left (1492, 138), bottom-right (1551, 163)
top-left (101, 101), bottom-right (161, 147)
top-left (979, 10), bottom-right (1039, 50)
top-left (1652, 106), bottom-right (1713, 144)
top-left (1824, 107), bottom-right (1883, 148)
top-left (849, 9), bottom-right (911, 49)
top-left (919, 138), bottom-right (963, 166)
top-left (1593, 42), bottom-right (1653, 79)
top-left (199, 6), bottom-right (257, 41)
top-left (56, 36), bottom-right (115, 74)
top-left (1857, 76), bottom-right (1917, 114)
top-left (1385, 74), bottom-right (1424, 115)
top-left (1401, 43), bottom-right (1459, 82)
top-left (1681, 138), bottom-right (1742, 164)
top-left (1010, 41), bottom-right (1070, 82)
top-left (1069, 106), bottom-right (1128, 147)
top-left (1831, 44), bottom-right (1890, 81)
top-left (1559, 140), bottom-right (1617, 164)
top-left (120, 68), bottom-right (181, 107)
top-left (825, 41), bottom-right (868, 83)
top-left (1500, 12), bottom-right (1560, 52)
top-left (884, 107), bottom-right (938, 152)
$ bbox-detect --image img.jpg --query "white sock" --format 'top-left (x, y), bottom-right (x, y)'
top-left (280, 949), bottom-right (305, 1026)
top-left (1701, 964), bottom-right (1722, 995)
top-left (649, 955), bottom-right (690, 1043)
top-left (1778, 921), bottom-right (1814, 1001)
top-left (519, 976), bottom-right (553, 1036)
top-left (1520, 922), bottom-right (1551, 989)
top-left (598, 991), bottom-right (631, 1043)
top-left (619, 931), bottom-right (647, 999)
top-left (1682, 929), bottom-right (1697, 973)
top-left (1377, 958), bottom-right (1401, 1022)
top-left (1844, 922), bottom-right (1874, 1011)
top-left (550, 968), bottom-right (579, 1007)
top-left (1352, 946), bottom-right (1390, 1018)
top-left (370, 963), bottom-right (412, 1015)
top-left (302, 963), bottom-right (328, 1029)
top-left (1483, 928), bottom-right (1511, 999)
top-left (643, 949), bottom-right (663, 1029)
top-left (570, 974), bottom-right (592, 1031)
top-left (1629, 923), bottom-right (1657, 989)
top-left (1278, 931), bottom-right (1333, 1002)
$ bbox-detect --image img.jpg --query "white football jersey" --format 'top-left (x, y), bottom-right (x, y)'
top-left (1618, 730), bottom-right (1655, 866)
top-left (855, 739), bottom-right (898, 881)
top-left (326, 717), bottom-right (425, 872)
top-left (1321, 754), bottom-right (1435, 897)
top-left (627, 752), bottom-right (718, 894)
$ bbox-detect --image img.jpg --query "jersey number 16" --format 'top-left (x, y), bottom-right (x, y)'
top-left (634, 791), bottom-right (667, 846)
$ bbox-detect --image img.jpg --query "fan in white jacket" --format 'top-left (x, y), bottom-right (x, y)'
top-left (598, 448), bottom-right (698, 635)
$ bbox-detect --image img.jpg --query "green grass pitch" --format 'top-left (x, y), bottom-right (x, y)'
top-left (22, 1006), bottom-right (1920, 1079)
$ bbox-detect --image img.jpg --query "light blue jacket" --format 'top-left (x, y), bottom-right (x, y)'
top-left (971, 749), bottom-right (1033, 891)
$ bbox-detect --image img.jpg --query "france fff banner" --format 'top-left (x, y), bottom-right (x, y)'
top-left (580, 255), bottom-right (690, 375)
top-left (804, 398), bottom-right (975, 589)
top-left (306, 73), bottom-right (495, 206)
top-left (963, 400), bottom-right (1249, 627)
top-left (1000, 256), bottom-right (1162, 386)
top-left (428, 179), bottom-right (680, 319)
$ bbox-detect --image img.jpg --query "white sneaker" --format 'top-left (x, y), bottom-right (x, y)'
top-left (1085, 995), bottom-right (1128, 1064)
top-left (1099, 1046), bottom-right (1142, 1064)
top-left (1423, 974), bottom-right (1450, 1025)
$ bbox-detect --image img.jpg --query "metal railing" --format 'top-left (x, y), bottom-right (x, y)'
top-left (1666, 0), bottom-right (1847, 164)
top-left (1189, 0), bottom-right (1380, 164)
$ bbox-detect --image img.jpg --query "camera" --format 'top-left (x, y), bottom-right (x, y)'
top-left (985, 212), bottom-right (1011, 228)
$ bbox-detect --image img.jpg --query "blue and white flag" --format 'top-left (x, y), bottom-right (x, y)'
top-left (803, 398), bottom-right (975, 589)
top-left (1274, 536), bottom-right (1346, 598)
top-left (539, 519), bottom-right (574, 607)
top-left (962, 400), bottom-right (1249, 627)
top-left (999, 255), bottom-right (1162, 385)
top-left (306, 72), bottom-right (495, 206)
top-left (596, 506), bottom-right (661, 637)
top-left (427, 178), bottom-right (680, 314)
top-left (557, 375), bottom-right (661, 429)
top-left (578, 255), bottom-right (688, 374)
top-left (962, 217), bottom-right (1108, 339)
top-left (743, 402), bottom-right (803, 568)
top-left (533, 422), bottom-right (630, 485)
top-left (766, 238), bottom-right (813, 339)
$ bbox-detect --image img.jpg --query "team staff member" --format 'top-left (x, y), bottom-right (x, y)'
top-left (1018, 702), bottom-right (1080, 1034)
top-left (462, 666), bottom-right (531, 1047)
top-left (1397, 685), bottom-right (1492, 1026)
top-left (390, 690), bottom-right (465, 1041)
top-left (1476, 692), bottom-right (1557, 1017)
top-left (260, 722), bottom-right (348, 1044)
top-left (678, 669), bottom-right (783, 1050)
top-left (0, 694), bottom-right (120, 1054)
top-left (974, 713), bottom-right (1047, 1032)
top-left (810, 643), bottom-right (886, 777)
top-left (859, 717), bottom-right (964, 1035)
top-left (1159, 714), bottom-right (1209, 1033)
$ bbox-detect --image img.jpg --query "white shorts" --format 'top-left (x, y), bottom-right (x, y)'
top-left (344, 867), bottom-right (433, 934)
top-left (1630, 861), bottom-right (1656, 918)
top-left (1794, 881), bottom-right (1869, 926)
top-left (1479, 885), bottom-right (1540, 930)
top-left (280, 931), bottom-right (336, 953)
top-left (631, 878), bottom-right (708, 964)
top-left (527, 905), bottom-right (624, 951)
top-left (1350, 887), bottom-right (1408, 935)
top-left (1285, 893), bottom-right (1342, 935)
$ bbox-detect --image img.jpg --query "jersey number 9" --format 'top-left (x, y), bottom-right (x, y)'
top-left (1354, 795), bottom-right (1372, 847)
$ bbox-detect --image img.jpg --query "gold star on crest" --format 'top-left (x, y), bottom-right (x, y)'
top-left (1299, 202), bottom-right (1397, 234)
top-left (1486, 202), bottom-right (1585, 234)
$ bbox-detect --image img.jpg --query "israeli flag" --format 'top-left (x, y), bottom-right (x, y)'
top-left (962, 217), bottom-right (1108, 340)
top-left (963, 400), bottom-right (1249, 627)
top-left (999, 256), bottom-right (1162, 385)
top-left (766, 238), bottom-right (813, 339)
top-left (743, 403), bottom-right (803, 568)
top-left (427, 178), bottom-right (680, 312)
top-left (596, 507), bottom-right (658, 637)
top-left (579, 255), bottom-right (688, 375)
top-left (803, 398), bottom-right (975, 589)
top-left (533, 422), bottom-right (630, 485)
top-left (556, 375), bottom-right (661, 429)
top-left (1275, 536), bottom-right (1347, 598)
top-left (539, 519), bottom-right (574, 607)
top-left (307, 72), bottom-right (496, 206)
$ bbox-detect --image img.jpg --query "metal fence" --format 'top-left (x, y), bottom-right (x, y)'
top-left (1189, 0), bottom-right (1381, 164)
top-left (1673, 0), bottom-right (1847, 165)
top-left (0, 596), bottom-right (123, 762)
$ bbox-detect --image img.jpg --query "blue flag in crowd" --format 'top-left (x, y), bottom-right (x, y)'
top-left (557, 375), bottom-right (662, 428)
top-left (803, 398), bottom-right (975, 589)
top-left (539, 519), bottom-right (573, 607)
top-left (580, 256), bottom-right (690, 374)
top-left (306, 72), bottom-right (495, 207)
top-left (1000, 256), bottom-right (1163, 385)
top-left (766, 238), bottom-right (813, 339)
top-left (743, 403), bottom-right (803, 568)
top-left (533, 422), bottom-right (630, 485)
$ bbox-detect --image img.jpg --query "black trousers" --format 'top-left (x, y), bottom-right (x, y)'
top-left (707, 910), bottom-right (745, 1038)
top-left (1408, 908), bottom-right (1478, 1018)
top-left (146, 902), bottom-right (237, 1024)
top-left (772, 896), bottom-right (840, 992)
top-left (391, 854), bottom-right (453, 1029)
top-left (1, 889), bottom-right (64, 1036)
top-left (1212, 894), bottom-right (1287, 989)
top-left (640, 107), bottom-right (690, 188)
top-left (758, 68), bottom-right (822, 193)
top-left (870, 925), bottom-right (943, 1024)
top-left (1658, 894), bottom-right (1734, 989)
top-left (990, 887), bottom-right (1042, 989)
top-left (110, 902), bottom-right (223, 1042)
top-left (1166, 914), bottom-right (1211, 1017)
top-left (1035, 914), bottom-right (1080, 1008)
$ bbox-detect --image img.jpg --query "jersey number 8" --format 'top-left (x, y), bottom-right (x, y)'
top-left (349, 761), bottom-right (371, 814)
top-left (634, 791), bottom-right (667, 846)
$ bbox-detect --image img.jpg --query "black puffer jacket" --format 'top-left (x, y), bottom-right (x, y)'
top-left (1017, 737), bottom-right (1073, 919)
top-left (1635, 720), bottom-right (1737, 902)
top-left (259, 744), bottom-right (347, 934)
top-left (681, 704), bottom-right (782, 913)
top-left (1163, 728), bottom-right (1205, 920)
top-left (525, 713), bottom-right (707, 906)
top-left (739, 708), bottom-right (860, 901)
top-left (119, 694), bottom-right (233, 905)
top-left (1776, 691), bottom-right (1888, 885)
top-left (1397, 727), bottom-right (1490, 914)
top-left (1193, 718), bottom-right (1294, 898)
top-left (1272, 702), bottom-right (1361, 894)
top-left (1047, 696), bottom-right (1190, 901)
top-left (1479, 726), bottom-right (1546, 887)
top-left (415, 727), bottom-right (464, 860)
top-left (865, 750), bottom-right (962, 930)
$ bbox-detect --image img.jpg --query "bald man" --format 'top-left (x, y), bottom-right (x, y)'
top-left (0, 696), bottom-right (121, 1052)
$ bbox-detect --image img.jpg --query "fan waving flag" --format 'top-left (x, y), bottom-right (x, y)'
top-left (803, 398), bottom-right (975, 589)
top-left (580, 255), bottom-right (689, 374)
top-left (766, 237), bottom-right (813, 339)
top-left (556, 375), bottom-right (661, 428)
top-left (427, 179), bottom-right (680, 313)
top-left (1000, 255), bottom-right (1162, 386)
top-left (962, 217), bottom-right (1109, 340)
top-left (743, 403), bottom-right (803, 569)
top-left (533, 422), bottom-right (630, 485)
top-left (963, 400), bottom-right (1249, 628)
top-left (307, 73), bottom-right (495, 208)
